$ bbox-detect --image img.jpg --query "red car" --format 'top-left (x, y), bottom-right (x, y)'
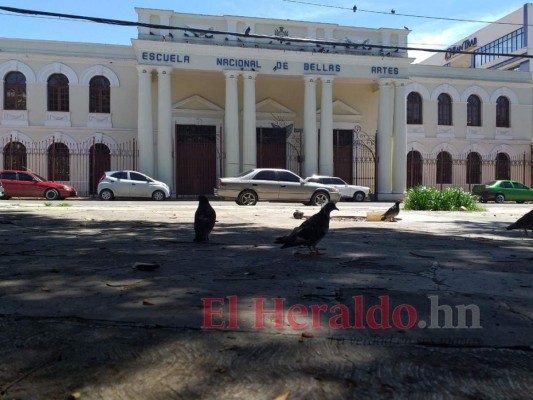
top-left (0, 170), bottom-right (77, 200)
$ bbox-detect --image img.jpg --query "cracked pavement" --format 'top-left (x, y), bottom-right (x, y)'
top-left (0, 200), bottom-right (532, 399)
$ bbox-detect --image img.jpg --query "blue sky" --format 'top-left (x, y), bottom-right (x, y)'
top-left (0, 1), bottom-right (526, 62)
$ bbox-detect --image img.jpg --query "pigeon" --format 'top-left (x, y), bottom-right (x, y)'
top-left (506, 209), bottom-right (533, 235)
top-left (381, 201), bottom-right (401, 222)
top-left (244, 26), bottom-right (251, 36)
top-left (275, 202), bottom-right (338, 255)
top-left (293, 210), bottom-right (304, 220)
top-left (193, 195), bottom-right (216, 242)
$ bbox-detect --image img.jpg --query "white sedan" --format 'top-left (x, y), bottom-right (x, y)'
top-left (304, 176), bottom-right (370, 202)
top-left (97, 170), bottom-right (171, 201)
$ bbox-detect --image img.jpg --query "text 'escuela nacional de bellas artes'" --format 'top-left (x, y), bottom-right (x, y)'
top-left (0, 5), bottom-right (531, 198)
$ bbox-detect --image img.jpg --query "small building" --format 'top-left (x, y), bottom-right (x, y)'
top-left (0, 7), bottom-right (531, 198)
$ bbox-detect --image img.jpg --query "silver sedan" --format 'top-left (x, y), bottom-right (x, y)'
top-left (214, 168), bottom-right (341, 206)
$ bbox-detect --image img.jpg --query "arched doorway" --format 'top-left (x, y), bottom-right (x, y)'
top-left (89, 143), bottom-right (111, 195)
top-left (407, 150), bottom-right (423, 188)
top-left (495, 152), bottom-right (510, 180)
top-left (3, 141), bottom-right (27, 170)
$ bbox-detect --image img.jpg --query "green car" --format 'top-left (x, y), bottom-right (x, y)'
top-left (472, 180), bottom-right (533, 203)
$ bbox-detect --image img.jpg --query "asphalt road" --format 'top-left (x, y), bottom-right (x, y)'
top-left (0, 199), bottom-right (532, 399)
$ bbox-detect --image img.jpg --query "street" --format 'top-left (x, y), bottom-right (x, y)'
top-left (0, 199), bottom-right (532, 399)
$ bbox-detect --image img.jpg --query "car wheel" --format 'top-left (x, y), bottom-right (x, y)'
top-left (99, 189), bottom-right (114, 201)
top-left (311, 191), bottom-right (330, 206)
top-left (152, 190), bottom-right (166, 201)
top-left (495, 194), bottom-right (505, 204)
top-left (44, 189), bottom-right (60, 200)
top-left (0, 195), bottom-right (11, 200)
top-left (237, 190), bottom-right (258, 206)
top-left (353, 191), bottom-right (366, 202)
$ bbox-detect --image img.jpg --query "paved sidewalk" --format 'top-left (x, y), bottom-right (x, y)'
top-left (0, 201), bottom-right (532, 399)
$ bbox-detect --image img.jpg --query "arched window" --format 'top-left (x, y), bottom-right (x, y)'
top-left (467, 95), bottom-right (481, 126)
top-left (89, 76), bottom-right (111, 113)
top-left (466, 152), bottom-right (482, 184)
top-left (407, 92), bottom-right (422, 124)
top-left (437, 93), bottom-right (452, 126)
top-left (3, 141), bottom-right (27, 170)
top-left (495, 152), bottom-right (510, 180)
top-left (4, 71), bottom-right (27, 110)
top-left (436, 151), bottom-right (452, 184)
top-left (406, 150), bottom-right (423, 188)
top-left (47, 74), bottom-right (69, 112)
top-left (496, 96), bottom-right (510, 128)
top-left (47, 142), bottom-right (70, 181)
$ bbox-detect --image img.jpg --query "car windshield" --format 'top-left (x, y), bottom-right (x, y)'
top-left (31, 173), bottom-right (46, 182)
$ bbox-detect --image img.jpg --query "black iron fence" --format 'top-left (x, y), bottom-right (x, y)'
top-left (407, 149), bottom-right (532, 191)
top-left (1, 137), bottom-right (138, 196)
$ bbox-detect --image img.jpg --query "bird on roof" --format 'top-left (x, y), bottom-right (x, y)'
top-left (381, 201), bottom-right (401, 222)
top-left (506, 209), bottom-right (533, 235)
top-left (275, 202), bottom-right (338, 255)
top-left (193, 195), bottom-right (216, 242)
top-left (244, 26), bottom-right (251, 36)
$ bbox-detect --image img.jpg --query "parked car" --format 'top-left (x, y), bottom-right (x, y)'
top-left (0, 170), bottom-right (77, 200)
top-left (472, 180), bottom-right (533, 203)
top-left (97, 170), bottom-right (170, 201)
top-left (214, 168), bottom-right (341, 206)
top-left (304, 175), bottom-right (370, 202)
top-left (0, 180), bottom-right (4, 198)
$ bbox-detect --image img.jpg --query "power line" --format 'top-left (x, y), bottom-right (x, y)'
top-left (1, 6), bottom-right (532, 59)
top-left (282, 0), bottom-right (528, 27)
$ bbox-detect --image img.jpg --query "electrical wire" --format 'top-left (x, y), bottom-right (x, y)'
top-left (282, 0), bottom-right (529, 27)
top-left (0, 6), bottom-right (532, 59)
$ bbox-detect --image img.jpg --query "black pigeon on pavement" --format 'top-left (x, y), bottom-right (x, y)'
top-left (381, 201), bottom-right (401, 222)
top-left (275, 202), bottom-right (338, 255)
top-left (194, 195), bottom-right (216, 242)
top-left (506, 209), bottom-right (533, 235)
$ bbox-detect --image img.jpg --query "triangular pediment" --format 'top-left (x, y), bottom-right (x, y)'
top-left (255, 98), bottom-right (294, 115)
top-left (317, 100), bottom-right (361, 116)
top-left (317, 100), bottom-right (362, 123)
top-left (173, 95), bottom-right (223, 112)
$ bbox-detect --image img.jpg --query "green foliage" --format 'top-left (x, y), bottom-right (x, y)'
top-left (44, 202), bottom-right (52, 207)
top-left (403, 186), bottom-right (484, 211)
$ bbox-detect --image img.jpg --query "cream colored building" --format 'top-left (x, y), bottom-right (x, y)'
top-left (0, 8), bottom-right (531, 199)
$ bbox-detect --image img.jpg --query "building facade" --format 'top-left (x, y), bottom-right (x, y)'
top-left (1, 8), bottom-right (532, 199)
top-left (422, 3), bottom-right (533, 72)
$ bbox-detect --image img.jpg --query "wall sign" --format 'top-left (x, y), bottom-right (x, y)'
top-left (445, 37), bottom-right (478, 60)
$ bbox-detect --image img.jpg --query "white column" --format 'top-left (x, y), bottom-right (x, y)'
top-left (303, 75), bottom-right (318, 178)
top-left (224, 71), bottom-right (240, 177)
top-left (136, 66), bottom-right (154, 177)
top-left (157, 67), bottom-right (173, 191)
top-left (319, 76), bottom-right (334, 176)
top-left (377, 79), bottom-right (393, 198)
top-left (392, 81), bottom-right (407, 196)
top-left (242, 72), bottom-right (257, 171)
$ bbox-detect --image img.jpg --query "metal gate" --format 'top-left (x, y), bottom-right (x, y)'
top-left (175, 124), bottom-right (217, 195)
top-left (89, 143), bottom-right (111, 195)
top-left (352, 130), bottom-right (376, 195)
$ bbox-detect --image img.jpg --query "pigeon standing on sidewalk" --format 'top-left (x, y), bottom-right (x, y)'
top-left (193, 195), bottom-right (216, 242)
top-left (506, 209), bottom-right (533, 235)
top-left (381, 201), bottom-right (401, 222)
top-left (275, 202), bottom-right (338, 255)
